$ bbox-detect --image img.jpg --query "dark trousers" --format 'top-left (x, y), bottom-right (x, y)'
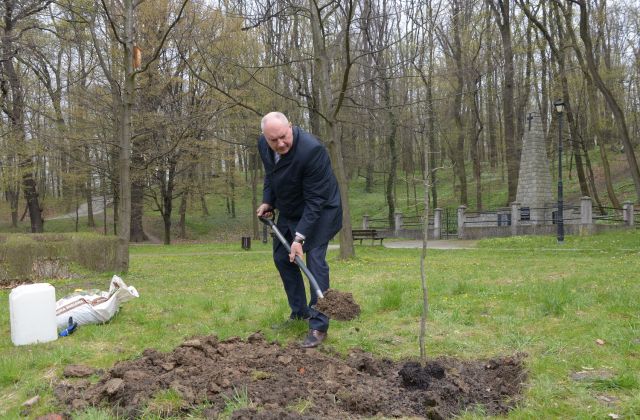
top-left (273, 232), bottom-right (330, 332)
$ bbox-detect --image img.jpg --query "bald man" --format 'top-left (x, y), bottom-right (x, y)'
top-left (256, 112), bottom-right (342, 348)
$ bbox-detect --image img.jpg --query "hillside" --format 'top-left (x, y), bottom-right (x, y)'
top-left (0, 147), bottom-right (637, 242)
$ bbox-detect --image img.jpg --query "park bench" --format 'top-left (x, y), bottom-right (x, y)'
top-left (352, 229), bottom-right (385, 245)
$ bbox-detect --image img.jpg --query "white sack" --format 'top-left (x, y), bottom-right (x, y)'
top-left (55, 275), bottom-right (139, 329)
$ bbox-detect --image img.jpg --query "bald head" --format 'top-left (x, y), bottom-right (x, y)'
top-left (261, 112), bottom-right (289, 132)
top-left (261, 112), bottom-right (293, 155)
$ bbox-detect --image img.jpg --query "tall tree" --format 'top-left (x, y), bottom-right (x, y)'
top-left (308, 0), bottom-right (355, 259)
top-left (0, 0), bottom-right (53, 232)
top-left (95, 0), bottom-right (188, 269)
top-left (487, 0), bottom-right (519, 204)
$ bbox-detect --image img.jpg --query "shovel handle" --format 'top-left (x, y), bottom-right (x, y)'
top-left (259, 216), bottom-right (324, 299)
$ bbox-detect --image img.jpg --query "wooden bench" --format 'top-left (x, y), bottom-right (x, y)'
top-left (352, 229), bottom-right (385, 245)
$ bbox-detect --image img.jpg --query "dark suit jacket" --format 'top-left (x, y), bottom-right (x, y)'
top-left (258, 126), bottom-right (342, 250)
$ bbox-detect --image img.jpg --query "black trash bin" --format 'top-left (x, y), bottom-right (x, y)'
top-left (241, 236), bottom-right (251, 250)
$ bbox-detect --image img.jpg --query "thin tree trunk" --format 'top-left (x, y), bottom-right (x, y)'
top-left (383, 78), bottom-right (398, 229)
top-left (470, 77), bottom-right (484, 210)
top-left (85, 147), bottom-right (96, 228)
top-left (452, 0), bottom-right (467, 205)
top-left (486, 59), bottom-right (498, 170)
top-left (178, 191), bottom-right (187, 239)
top-left (250, 151), bottom-right (260, 239)
top-left (8, 187), bottom-right (19, 227)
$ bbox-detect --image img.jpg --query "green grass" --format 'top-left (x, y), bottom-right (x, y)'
top-left (0, 230), bottom-right (638, 418)
top-left (220, 386), bottom-right (252, 419)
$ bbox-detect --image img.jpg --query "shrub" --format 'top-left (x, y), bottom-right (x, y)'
top-left (0, 233), bottom-right (118, 281)
top-left (69, 233), bottom-right (118, 272)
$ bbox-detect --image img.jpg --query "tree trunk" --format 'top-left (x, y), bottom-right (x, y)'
top-left (130, 146), bottom-right (147, 242)
top-left (158, 157), bottom-right (176, 245)
top-left (383, 78), bottom-right (398, 229)
top-left (250, 151), bottom-right (260, 240)
top-left (470, 77), bottom-right (483, 210)
top-left (598, 141), bottom-right (620, 208)
top-left (1, 5), bottom-right (44, 232)
top-left (85, 147), bottom-right (96, 228)
top-left (130, 177), bottom-right (148, 242)
top-left (452, 0), bottom-right (467, 205)
top-left (309, 0), bottom-right (354, 259)
top-left (116, 0), bottom-right (135, 270)
top-left (178, 191), bottom-right (187, 239)
top-left (553, 8), bottom-right (589, 197)
top-left (200, 190), bottom-right (209, 216)
top-left (486, 64), bottom-right (498, 170)
top-left (8, 187), bottom-right (19, 228)
top-left (489, 0), bottom-right (519, 203)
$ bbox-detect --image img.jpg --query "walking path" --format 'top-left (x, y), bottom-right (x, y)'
top-left (327, 239), bottom-right (478, 250)
top-left (49, 197), bottom-right (111, 220)
top-left (383, 239), bottom-right (478, 249)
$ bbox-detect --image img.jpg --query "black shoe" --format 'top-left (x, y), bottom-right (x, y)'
top-left (301, 329), bottom-right (327, 348)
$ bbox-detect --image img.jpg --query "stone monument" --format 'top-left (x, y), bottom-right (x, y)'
top-left (515, 111), bottom-right (553, 224)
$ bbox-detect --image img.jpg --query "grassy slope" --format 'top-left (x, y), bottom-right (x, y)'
top-left (0, 145), bottom-right (636, 240)
top-left (0, 231), bottom-right (638, 418)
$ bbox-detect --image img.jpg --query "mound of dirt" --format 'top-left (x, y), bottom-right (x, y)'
top-left (314, 289), bottom-right (360, 320)
top-left (55, 333), bottom-right (526, 419)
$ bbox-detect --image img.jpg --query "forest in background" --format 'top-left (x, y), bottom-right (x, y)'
top-left (1, 0), bottom-right (639, 269)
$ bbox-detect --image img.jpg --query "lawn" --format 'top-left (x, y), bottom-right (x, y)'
top-left (0, 229), bottom-right (639, 418)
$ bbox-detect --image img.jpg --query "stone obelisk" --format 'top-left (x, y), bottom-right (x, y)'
top-left (515, 111), bottom-right (554, 224)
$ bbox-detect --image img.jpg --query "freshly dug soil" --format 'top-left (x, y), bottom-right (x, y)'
top-left (55, 333), bottom-right (526, 419)
top-left (314, 289), bottom-right (360, 320)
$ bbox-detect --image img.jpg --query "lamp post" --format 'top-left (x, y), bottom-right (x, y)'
top-left (554, 99), bottom-right (565, 243)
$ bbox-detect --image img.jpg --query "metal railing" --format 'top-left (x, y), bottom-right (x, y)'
top-left (402, 215), bottom-right (433, 228)
top-left (464, 209), bottom-right (511, 227)
top-left (594, 206), bottom-right (626, 224)
top-left (367, 217), bottom-right (390, 230)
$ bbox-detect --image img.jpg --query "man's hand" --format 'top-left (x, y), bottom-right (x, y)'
top-left (256, 203), bottom-right (273, 218)
top-left (289, 241), bottom-right (303, 262)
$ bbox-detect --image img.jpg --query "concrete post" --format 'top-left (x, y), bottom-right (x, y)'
top-left (623, 201), bottom-right (634, 227)
top-left (394, 212), bottom-right (403, 237)
top-left (580, 196), bottom-right (593, 235)
top-left (511, 202), bottom-right (520, 236)
top-left (457, 205), bottom-right (466, 239)
top-left (362, 214), bottom-right (369, 229)
top-left (434, 208), bottom-right (442, 240)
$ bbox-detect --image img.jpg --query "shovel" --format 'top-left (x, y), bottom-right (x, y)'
top-left (259, 216), bottom-right (324, 299)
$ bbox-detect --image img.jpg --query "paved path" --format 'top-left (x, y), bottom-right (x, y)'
top-left (383, 239), bottom-right (478, 249)
top-left (327, 239), bottom-right (477, 250)
top-left (50, 197), bottom-right (111, 220)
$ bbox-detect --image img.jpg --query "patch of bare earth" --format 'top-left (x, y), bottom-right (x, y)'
top-left (55, 333), bottom-right (527, 419)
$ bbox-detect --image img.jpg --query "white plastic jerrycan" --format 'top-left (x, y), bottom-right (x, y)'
top-left (10, 283), bottom-right (58, 346)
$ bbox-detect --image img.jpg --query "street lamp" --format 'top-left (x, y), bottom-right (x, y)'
top-left (554, 99), bottom-right (565, 243)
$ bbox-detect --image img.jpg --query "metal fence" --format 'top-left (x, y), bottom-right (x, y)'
top-left (360, 199), bottom-right (636, 241)
top-left (402, 215), bottom-right (432, 228)
top-left (367, 217), bottom-right (389, 230)
top-left (594, 206), bottom-right (626, 224)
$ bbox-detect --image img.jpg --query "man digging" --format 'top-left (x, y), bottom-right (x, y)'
top-left (256, 112), bottom-right (342, 348)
